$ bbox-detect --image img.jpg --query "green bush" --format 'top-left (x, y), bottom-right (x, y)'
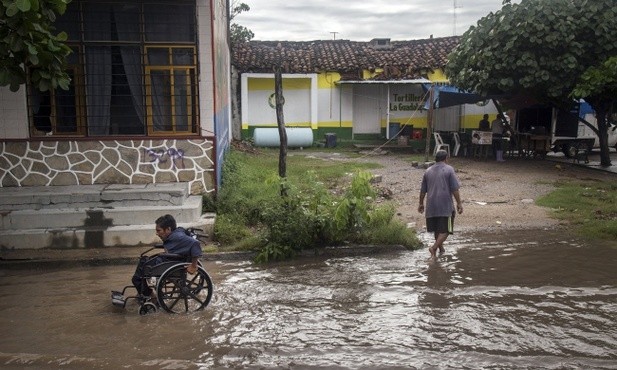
top-left (202, 194), bottom-right (216, 212)
top-left (214, 148), bottom-right (422, 262)
top-left (213, 213), bottom-right (253, 245)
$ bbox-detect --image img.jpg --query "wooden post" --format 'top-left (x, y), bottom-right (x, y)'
top-left (274, 68), bottom-right (288, 187)
top-left (424, 85), bottom-right (434, 162)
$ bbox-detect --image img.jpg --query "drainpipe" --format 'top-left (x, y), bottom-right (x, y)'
top-left (386, 84), bottom-right (391, 139)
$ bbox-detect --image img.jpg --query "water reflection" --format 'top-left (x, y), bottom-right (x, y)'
top-left (0, 229), bottom-right (615, 369)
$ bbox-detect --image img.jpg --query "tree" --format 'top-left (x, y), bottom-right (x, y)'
top-left (274, 67), bottom-right (288, 187)
top-left (572, 57), bottom-right (617, 163)
top-left (0, 0), bottom-right (72, 92)
top-left (446, 0), bottom-right (617, 166)
top-left (230, 1), bottom-right (254, 45)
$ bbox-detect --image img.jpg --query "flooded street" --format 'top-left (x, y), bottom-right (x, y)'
top-left (1, 229), bottom-right (616, 369)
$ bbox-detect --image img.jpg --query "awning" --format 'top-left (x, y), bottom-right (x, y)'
top-left (422, 83), bottom-right (487, 108)
top-left (336, 78), bottom-right (431, 85)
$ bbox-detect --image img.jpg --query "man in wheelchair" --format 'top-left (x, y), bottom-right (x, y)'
top-left (132, 214), bottom-right (203, 301)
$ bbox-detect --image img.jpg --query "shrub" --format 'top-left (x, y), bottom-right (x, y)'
top-left (214, 148), bottom-right (422, 262)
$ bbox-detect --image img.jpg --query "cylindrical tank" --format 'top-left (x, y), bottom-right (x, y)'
top-left (253, 128), bottom-right (314, 147)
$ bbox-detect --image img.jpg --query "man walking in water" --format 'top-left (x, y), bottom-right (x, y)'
top-left (418, 150), bottom-right (463, 259)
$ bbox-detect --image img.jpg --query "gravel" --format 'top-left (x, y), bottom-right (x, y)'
top-left (300, 150), bottom-right (614, 233)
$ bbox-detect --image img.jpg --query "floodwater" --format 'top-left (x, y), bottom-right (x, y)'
top-left (1, 229), bottom-right (616, 369)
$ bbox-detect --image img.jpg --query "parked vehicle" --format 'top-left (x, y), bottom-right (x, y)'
top-left (517, 101), bottom-right (617, 158)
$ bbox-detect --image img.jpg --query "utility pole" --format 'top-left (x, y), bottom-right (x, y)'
top-left (453, 0), bottom-right (461, 35)
top-left (330, 31), bottom-right (338, 40)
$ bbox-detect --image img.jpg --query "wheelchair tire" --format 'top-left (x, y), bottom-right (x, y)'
top-left (156, 265), bottom-right (213, 314)
top-left (139, 302), bottom-right (157, 316)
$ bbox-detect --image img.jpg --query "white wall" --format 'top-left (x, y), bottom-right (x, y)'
top-left (248, 88), bottom-right (311, 125)
top-left (197, 0), bottom-right (214, 136)
top-left (242, 73), bottom-right (318, 128)
top-left (0, 85), bottom-right (29, 139)
top-left (316, 83), bottom-right (353, 126)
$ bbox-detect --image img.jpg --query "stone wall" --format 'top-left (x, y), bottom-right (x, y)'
top-left (0, 139), bottom-right (215, 194)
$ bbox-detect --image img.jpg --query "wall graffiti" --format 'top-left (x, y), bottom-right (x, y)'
top-left (145, 147), bottom-right (186, 169)
top-left (0, 139), bottom-right (215, 194)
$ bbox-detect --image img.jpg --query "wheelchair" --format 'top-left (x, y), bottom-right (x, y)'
top-left (111, 230), bottom-right (213, 315)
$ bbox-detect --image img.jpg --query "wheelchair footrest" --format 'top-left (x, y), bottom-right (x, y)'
top-left (111, 290), bottom-right (126, 307)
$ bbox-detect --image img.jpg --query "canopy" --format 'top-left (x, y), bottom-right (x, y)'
top-left (336, 78), bottom-right (431, 85)
top-left (422, 83), bottom-right (487, 109)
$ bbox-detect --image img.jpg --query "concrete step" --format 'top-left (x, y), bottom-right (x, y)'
top-left (0, 182), bottom-right (215, 250)
top-left (0, 183), bottom-right (190, 211)
top-left (0, 195), bottom-right (203, 230)
top-left (0, 214), bottom-right (215, 250)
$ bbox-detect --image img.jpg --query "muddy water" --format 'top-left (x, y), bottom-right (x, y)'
top-left (1, 229), bottom-right (616, 369)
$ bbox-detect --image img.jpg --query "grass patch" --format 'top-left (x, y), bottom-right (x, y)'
top-left (536, 181), bottom-right (617, 240)
top-left (213, 147), bottom-right (422, 261)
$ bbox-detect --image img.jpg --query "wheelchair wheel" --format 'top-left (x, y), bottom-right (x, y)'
top-left (139, 302), bottom-right (157, 316)
top-left (156, 265), bottom-right (213, 314)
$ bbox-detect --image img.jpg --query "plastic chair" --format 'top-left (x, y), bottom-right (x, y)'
top-left (452, 132), bottom-right (461, 157)
top-left (433, 132), bottom-right (450, 156)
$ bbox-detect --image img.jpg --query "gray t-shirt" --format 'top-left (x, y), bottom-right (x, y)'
top-left (492, 118), bottom-right (504, 134)
top-left (420, 162), bottom-right (460, 218)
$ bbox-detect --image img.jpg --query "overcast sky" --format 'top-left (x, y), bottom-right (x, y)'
top-left (233, 0), bottom-right (518, 42)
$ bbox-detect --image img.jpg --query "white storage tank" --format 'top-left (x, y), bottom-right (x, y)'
top-left (253, 128), bottom-right (314, 147)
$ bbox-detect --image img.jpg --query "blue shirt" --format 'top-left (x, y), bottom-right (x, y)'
top-left (164, 228), bottom-right (202, 258)
top-left (420, 162), bottom-right (460, 218)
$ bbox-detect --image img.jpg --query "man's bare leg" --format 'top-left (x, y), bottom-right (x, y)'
top-left (429, 233), bottom-right (449, 258)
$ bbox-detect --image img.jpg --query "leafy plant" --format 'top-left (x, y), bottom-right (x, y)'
top-left (229, 1), bottom-right (254, 45)
top-left (214, 148), bottom-right (422, 262)
top-left (446, 0), bottom-right (617, 165)
top-left (1, 0), bottom-right (73, 92)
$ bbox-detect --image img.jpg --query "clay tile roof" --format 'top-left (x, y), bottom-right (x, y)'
top-left (232, 36), bottom-right (460, 81)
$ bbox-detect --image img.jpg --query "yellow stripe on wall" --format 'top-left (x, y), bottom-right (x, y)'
top-left (317, 72), bottom-right (341, 88)
top-left (461, 114), bottom-right (485, 129)
top-left (248, 78), bottom-right (311, 91)
top-left (243, 122), bottom-right (313, 127)
top-left (427, 69), bottom-right (448, 83)
top-left (379, 117), bottom-right (427, 128)
top-left (243, 121), bottom-right (353, 129)
top-left (363, 68), bottom-right (383, 80)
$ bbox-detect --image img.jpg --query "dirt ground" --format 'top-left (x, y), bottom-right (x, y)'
top-left (299, 150), bottom-right (616, 234)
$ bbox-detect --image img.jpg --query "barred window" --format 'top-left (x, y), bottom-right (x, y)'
top-left (28, 0), bottom-right (199, 137)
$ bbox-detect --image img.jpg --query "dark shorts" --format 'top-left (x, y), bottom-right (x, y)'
top-left (426, 212), bottom-right (455, 234)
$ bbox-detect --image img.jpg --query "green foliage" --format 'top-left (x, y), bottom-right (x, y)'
top-left (571, 57), bottom-right (617, 130)
top-left (230, 1), bottom-right (253, 45)
top-left (446, 0), bottom-right (617, 102)
top-left (446, 0), bottom-right (617, 164)
top-left (212, 213), bottom-right (253, 245)
top-left (333, 171), bottom-right (375, 234)
top-left (215, 148), bottom-right (422, 262)
top-left (230, 23), bottom-right (254, 45)
top-left (202, 194), bottom-right (217, 212)
top-left (536, 182), bottom-right (617, 240)
top-left (1, 0), bottom-right (72, 92)
top-left (254, 243), bottom-right (295, 264)
top-left (572, 57), bottom-right (617, 100)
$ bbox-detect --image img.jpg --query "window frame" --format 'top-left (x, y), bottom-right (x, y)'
top-left (145, 45), bottom-right (198, 136)
top-left (28, 58), bottom-right (87, 137)
top-left (27, 0), bottom-right (199, 138)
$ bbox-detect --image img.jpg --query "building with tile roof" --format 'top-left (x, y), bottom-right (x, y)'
top-left (231, 36), bottom-right (501, 145)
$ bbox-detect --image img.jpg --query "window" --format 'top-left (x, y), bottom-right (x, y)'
top-left (30, 50), bottom-right (85, 135)
top-left (27, 0), bottom-right (199, 137)
top-left (146, 46), bottom-right (197, 134)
